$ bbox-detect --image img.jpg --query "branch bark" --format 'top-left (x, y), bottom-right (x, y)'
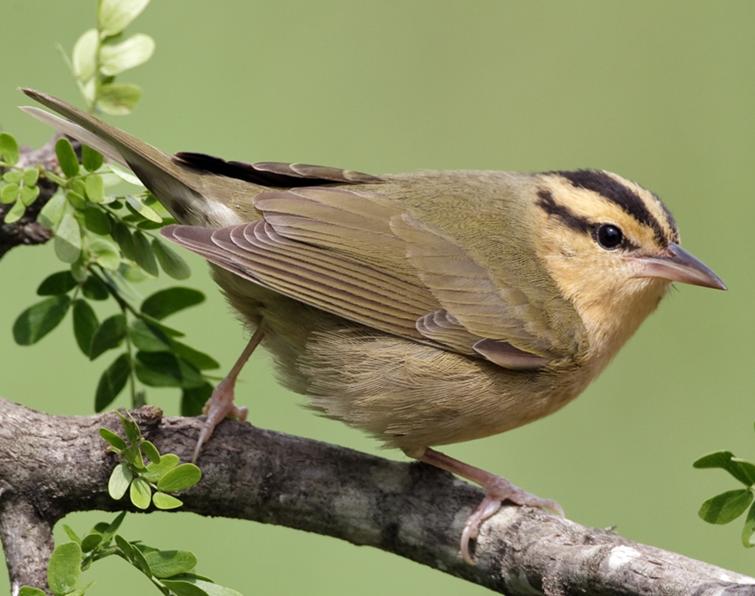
top-left (0, 397), bottom-right (753, 596)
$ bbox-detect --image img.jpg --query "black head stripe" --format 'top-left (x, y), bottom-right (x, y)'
top-left (536, 189), bottom-right (591, 234)
top-left (555, 170), bottom-right (668, 244)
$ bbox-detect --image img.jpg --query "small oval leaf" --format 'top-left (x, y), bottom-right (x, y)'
top-left (152, 238), bottom-right (191, 280)
top-left (108, 463), bottom-right (134, 500)
top-left (699, 489), bottom-right (753, 525)
top-left (157, 463), bottom-right (202, 493)
top-left (152, 492), bottom-right (184, 510)
top-left (47, 542), bottom-right (82, 595)
top-left (72, 299), bottom-right (99, 356)
top-left (141, 287), bottom-right (205, 320)
top-left (94, 353), bottom-right (131, 411)
top-left (130, 477), bottom-right (152, 510)
top-left (37, 270), bottom-right (77, 296)
top-left (55, 138), bottom-right (79, 178)
top-left (13, 296), bottom-right (71, 345)
top-left (90, 314), bottom-right (127, 360)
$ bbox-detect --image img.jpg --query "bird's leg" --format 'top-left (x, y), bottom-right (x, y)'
top-left (409, 447), bottom-right (563, 564)
top-left (192, 328), bottom-right (265, 462)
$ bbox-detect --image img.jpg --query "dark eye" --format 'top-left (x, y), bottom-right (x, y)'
top-left (596, 224), bottom-right (624, 250)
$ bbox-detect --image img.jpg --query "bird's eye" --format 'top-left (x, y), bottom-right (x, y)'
top-left (596, 224), bottom-right (624, 250)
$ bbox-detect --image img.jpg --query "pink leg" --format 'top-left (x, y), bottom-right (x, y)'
top-left (414, 447), bottom-right (563, 564)
top-left (192, 328), bottom-right (264, 462)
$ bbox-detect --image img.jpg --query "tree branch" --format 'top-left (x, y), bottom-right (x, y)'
top-left (1, 397), bottom-right (753, 595)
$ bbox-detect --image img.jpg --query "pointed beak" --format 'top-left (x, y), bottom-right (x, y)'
top-left (632, 243), bottom-right (727, 290)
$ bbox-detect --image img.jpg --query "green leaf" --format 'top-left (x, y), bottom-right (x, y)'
top-left (699, 489), bottom-right (753, 524)
top-left (135, 351), bottom-right (205, 388)
top-left (173, 342), bottom-right (220, 370)
top-left (731, 458), bottom-right (755, 486)
top-left (81, 532), bottom-right (103, 553)
top-left (62, 524), bottom-right (81, 544)
top-left (119, 411), bottom-right (142, 443)
top-left (694, 451), bottom-right (755, 486)
top-left (100, 33), bottom-right (155, 76)
top-left (161, 577), bottom-right (243, 596)
top-left (90, 238), bottom-right (121, 270)
top-left (98, 0), bottom-right (151, 36)
top-left (142, 440), bottom-right (161, 464)
top-left (97, 83), bottom-right (142, 116)
top-left (38, 190), bottom-right (66, 229)
top-left (0, 132), bottom-right (19, 165)
top-left (157, 463), bottom-right (202, 493)
top-left (129, 319), bottom-right (171, 352)
top-left (0, 183), bottom-right (18, 204)
top-left (55, 211), bottom-right (82, 263)
top-left (13, 296), bottom-right (71, 345)
top-left (152, 238), bottom-right (191, 280)
top-left (3, 170), bottom-right (21, 183)
top-left (108, 463), bottom-right (134, 500)
top-left (90, 314), bottom-right (127, 360)
top-left (109, 163), bottom-right (143, 186)
top-left (130, 477), bottom-right (152, 510)
top-left (18, 587), bottom-right (46, 596)
top-left (55, 138), bottom-right (79, 178)
top-left (82, 145), bottom-right (104, 172)
top-left (131, 230), bottom-right (159, 276)
top-left (47, 542), bottom-right (82, 595)
top-left (72, 28), bottom-right (98, 81)
top-left (126, 194), bottom-right (163, 223)
top-left (82, 205), bottom-right (111, 234)
top-left (72, 299), bottom-right (99, 356)
top-left (743, 501), bottom-right (755, 547)
top-left (82, 274), bottom-right (110, 300)
top-left (84, 174), bottom-right (105, 203)
top-left (22, 168), bottom-right (40, 186)
top-left (181, 383), bottom-right (212, 416)
top-left (4, 198), bottom-right (26, 224)
top-left (152, 491), bottom-right (183, 510)
top-left (141, 287), bottom-right (205, 320)
top-left (37, 271), bottom-right (77, 296)
top-left (143, 453), bottom-right (180, 483)
top-left (19, 185), bottom-right (40, 206)
top-left (99, 427), bottom-right (127, 451)
top-left (94, 353), bottom-right (131, 411)
top-left (66, 190), bottom-right (87, 211)
top-left (142, 549), bottom-right (196, 578)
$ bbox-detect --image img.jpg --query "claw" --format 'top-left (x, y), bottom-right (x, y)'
top-left (191, 329), bottom-right (263, 462)
top-left (409, 447), bottom-right (563, 564)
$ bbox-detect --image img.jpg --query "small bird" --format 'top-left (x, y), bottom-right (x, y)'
top-left (21, 88), bottom-right (725, 563)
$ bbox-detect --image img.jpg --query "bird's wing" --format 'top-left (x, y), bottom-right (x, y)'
top-left (163, 186), bottom-right (565, 368)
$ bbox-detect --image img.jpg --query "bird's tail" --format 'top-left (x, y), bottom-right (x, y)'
top-left (19, 88), bottom-right (210, 224)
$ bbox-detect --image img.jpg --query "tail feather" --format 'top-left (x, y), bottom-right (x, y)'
top-left (20, 106), bottom-right (126, 166)
top-left (19, 88), bottom-right (206, 224)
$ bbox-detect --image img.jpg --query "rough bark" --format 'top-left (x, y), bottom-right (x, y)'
top-left (0, 398), bottom-right (753, 595)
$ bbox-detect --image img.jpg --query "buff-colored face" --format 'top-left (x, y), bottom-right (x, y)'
top-left (532, 169), bottom-right (724, 350)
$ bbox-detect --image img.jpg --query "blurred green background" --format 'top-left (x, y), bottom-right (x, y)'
top-left (2, 0), bottom-right (754, 593)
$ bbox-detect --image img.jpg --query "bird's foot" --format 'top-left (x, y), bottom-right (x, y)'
top-left (192, 377), bottom-right (249, 462)
top-left (411, 447), bottom-right (563, 564)
top-left (460, 475), bottom-right (563, 564)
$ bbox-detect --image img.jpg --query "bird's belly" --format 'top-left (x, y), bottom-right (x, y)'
top-left (213, 267), bottom-right (589, 451)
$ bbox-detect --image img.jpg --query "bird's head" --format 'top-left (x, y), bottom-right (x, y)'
top-left (532, 169), bottom-right (725, 356)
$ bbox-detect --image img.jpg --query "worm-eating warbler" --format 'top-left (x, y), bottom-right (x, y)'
top-left (21, 89), bottom-right (725, 563)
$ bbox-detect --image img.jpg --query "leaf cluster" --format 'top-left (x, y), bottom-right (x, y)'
top-left (695, 427), bottom-right (755, 547)
top-left (11, 137), bottom-right (216, 414)
top-left (102, 411), bottom-right (201, 511)
top-left (0, 133), bottom-right (42, 224)
top-left (19, 512), bottom-right (242, 596)
top-left (64, 0), bottom-right (155, 115)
